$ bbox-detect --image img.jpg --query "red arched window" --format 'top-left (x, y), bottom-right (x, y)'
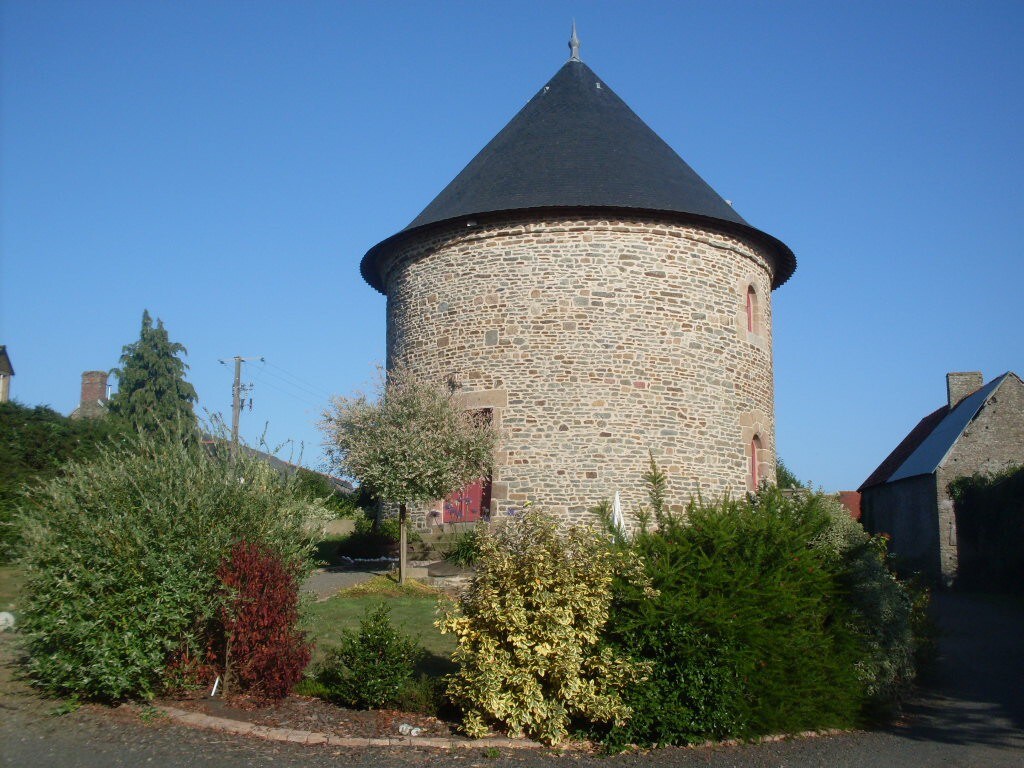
top-left (750, 435), bottom-right (762, 489)
top-left (746, 286), bottom-right (757, 333)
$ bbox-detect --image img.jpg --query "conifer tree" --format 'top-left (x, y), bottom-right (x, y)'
top-left (108, 310), bottom-right (197, 433)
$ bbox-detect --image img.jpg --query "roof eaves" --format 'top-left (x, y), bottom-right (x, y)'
top-left (886, 373), bottom-right (1009, 484)
top-left (859, 404), bottom-right (949, 491)
top-left (360, 205), bottom-right (797, 295)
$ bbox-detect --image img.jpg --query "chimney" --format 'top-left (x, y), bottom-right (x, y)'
top-left (80, 371), bottom-right (109, 408)
top-left (946, 371), bottom-right (984, 409)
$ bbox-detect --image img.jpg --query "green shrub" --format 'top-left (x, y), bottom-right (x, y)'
top-left (443, 525), bottom-right (484, 567)
top-left (811, 500), bottom-right (918, 712)
top-left (17, 433), bottom-right (331, 701)
top-left (604, 488), bottom-right (866, 748)
top-left (354, 508), bottom-right (401, 541)
top-left (291, 468), bottom-right (362, 519)
top-left (0, 401), bottom-right (131, 563)
top-left (439, 508), bottom-right (650, 745)
top-left (313, 603), bottom-right (424, 708)
top-left (604, 623), bottom-right (747, 748)
top-left (394, 673), bottom-right (448, 716)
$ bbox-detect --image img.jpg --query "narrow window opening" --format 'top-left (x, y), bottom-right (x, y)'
top-left (746, 286), bottom-right (757, 333)
top-left (750, 435), bottom-right (762, 489)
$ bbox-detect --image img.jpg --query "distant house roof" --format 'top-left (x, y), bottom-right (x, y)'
top-left (200, 436), bottom-right (353, 494)
top-left (860, 373), bottom-right (1013, 490)
top-left (0, 346), bottom-right (12, 376)
top-left (361, 58), bottom-right (796, 294)
top-left (838, 491), bottom-right (862, 521)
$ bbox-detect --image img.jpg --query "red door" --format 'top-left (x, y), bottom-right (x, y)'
top-left (443, 477), bottom-right (492, 524)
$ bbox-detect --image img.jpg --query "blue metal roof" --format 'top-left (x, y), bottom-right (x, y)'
top-left (888, 374), bottom-right (1008, 482)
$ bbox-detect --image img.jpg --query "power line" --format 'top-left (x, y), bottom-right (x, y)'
top-left (251, 375), bottom-right (323, 409)
top-left (262, 360), bottom-right (333, 398)
top-left (252, 365), bottom-right (330, 402)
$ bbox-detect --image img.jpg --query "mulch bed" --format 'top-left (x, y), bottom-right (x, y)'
top-left (163, 690), bottom-right (455, 739)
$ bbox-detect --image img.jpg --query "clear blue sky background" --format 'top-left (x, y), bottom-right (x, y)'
top-left (2, 1), bottom-right (1022, 492)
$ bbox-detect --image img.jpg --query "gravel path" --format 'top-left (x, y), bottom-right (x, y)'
top-left (303, 565), bottom-right (390, 601)
top-left (2, 591), bottom-right (1021, 767)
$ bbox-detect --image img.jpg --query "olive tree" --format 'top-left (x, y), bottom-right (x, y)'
top-left (320, 368), bottom-right (497, 583)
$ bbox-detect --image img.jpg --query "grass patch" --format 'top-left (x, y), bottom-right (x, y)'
top-left (336, 573), bottom-right (441, 598)
top-left (0, 565), bottom-right (24, 612)
top-left (303, 588), bottom-right (455, 677)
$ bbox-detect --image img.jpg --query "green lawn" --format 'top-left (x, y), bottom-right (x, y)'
top-left (303, 589), bottom-right (457, 676)
top-left (2, 562), bottom-right (457, 674)
top-left (0, 565), bottom-right (24, 612)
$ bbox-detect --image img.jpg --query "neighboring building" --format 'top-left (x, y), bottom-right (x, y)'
top-left (69, 370), bottom-right (110, 420)
top-left (360, 30), bottom-right (796, 527)
top-left (0, 346), bottom-right (12, 403)
top-left (837, 491), bottom-right (862, 522)
top-left (860, 371), bottom-right (1024, 584)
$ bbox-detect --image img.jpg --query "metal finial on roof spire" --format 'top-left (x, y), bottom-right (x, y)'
top-left (568, 21), bottom-right (581, 61)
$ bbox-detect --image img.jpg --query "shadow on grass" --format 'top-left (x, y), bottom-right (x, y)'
top-left (417, 650), bottom-right (457, 679)
top-left (313, 534), bottom-right (398, 567)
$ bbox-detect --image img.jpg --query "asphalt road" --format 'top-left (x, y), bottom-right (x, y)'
top-left (2, 591), bottom-right (1021, 768)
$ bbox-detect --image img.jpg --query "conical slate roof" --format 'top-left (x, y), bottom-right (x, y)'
top-left (361, 58), bottom-right (795, 292)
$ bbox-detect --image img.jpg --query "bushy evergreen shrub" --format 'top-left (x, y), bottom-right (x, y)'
top-left (438, 508), bottom-right (650, 745)
top-left (811, 500), bottom-right (917, 711)
top-left (217, 540), bottom-right (310, 701)
top-left (313, 603), bottom-right (424, 708)
top-left (604, 488), bottom-right (866, 748)
top-left (17, 434), bottom-right (331, 700)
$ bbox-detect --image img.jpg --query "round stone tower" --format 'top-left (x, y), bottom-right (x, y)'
top-left (360, 37), bottom-right (796, 525)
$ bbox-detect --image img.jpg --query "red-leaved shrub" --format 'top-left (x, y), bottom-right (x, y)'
top-left (217, 539), bottom-right (311, 700)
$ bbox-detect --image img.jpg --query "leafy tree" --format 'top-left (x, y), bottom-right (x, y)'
top-left (320, 367), bottom-right (497, 583)
top-left (108, 310), bottom-right (197, 433)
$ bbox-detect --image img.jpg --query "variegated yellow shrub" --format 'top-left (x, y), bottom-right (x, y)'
top-left (437, 507), bottom-right (650, 744)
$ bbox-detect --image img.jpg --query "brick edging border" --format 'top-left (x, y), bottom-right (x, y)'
top-left (153, 704), bottom-right (848, 752)
top-left (153, 705), bottom-right (549, 749)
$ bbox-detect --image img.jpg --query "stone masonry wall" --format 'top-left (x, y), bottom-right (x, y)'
top-left (380, 214), bottom-right (778, 527)
top-left (935, 374), bottom-right (1024, 582)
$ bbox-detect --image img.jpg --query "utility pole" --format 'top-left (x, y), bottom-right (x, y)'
top-left (219, 356), bottom-right (262, 461)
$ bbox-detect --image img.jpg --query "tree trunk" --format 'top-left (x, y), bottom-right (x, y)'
top-left (399, 502), bottom-right (408, 585)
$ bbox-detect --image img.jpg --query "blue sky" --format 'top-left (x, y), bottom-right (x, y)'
top-left (2, 1), bottom-right (1022, 491)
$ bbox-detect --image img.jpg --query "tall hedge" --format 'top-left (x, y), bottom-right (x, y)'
top-left (17, 434), bottom-right (331, 700)
top-left (949, 467), bottom-right (1024, 591)
top-left (603, 489), bottom-right (870, 748)
top-left (0, 401), bottom-right (129, 563)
